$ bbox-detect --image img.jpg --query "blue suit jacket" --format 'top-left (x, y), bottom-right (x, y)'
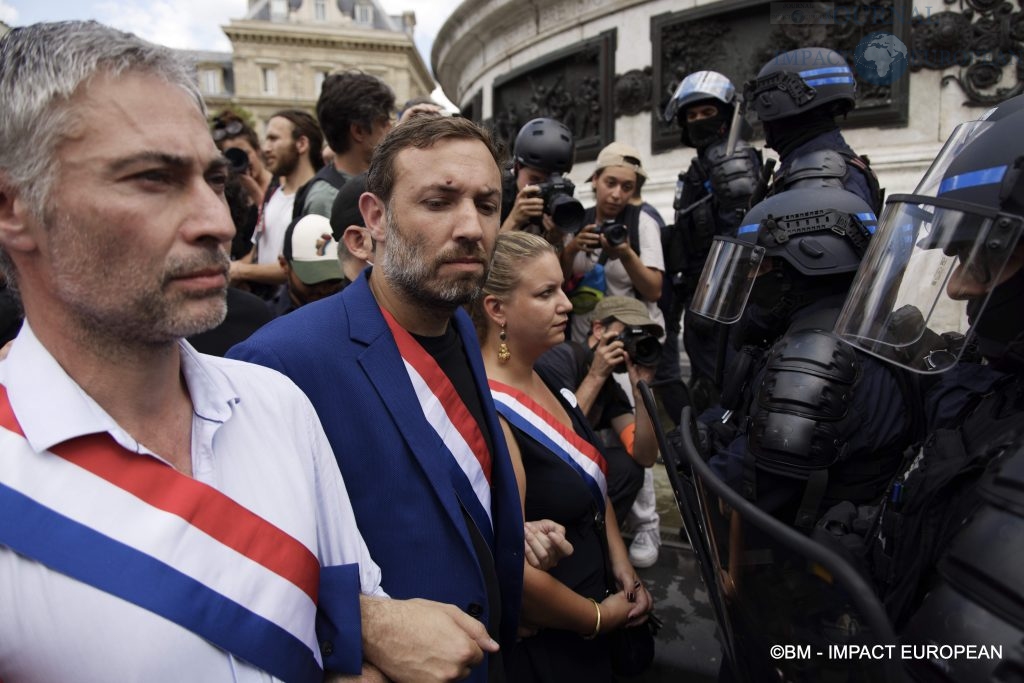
top-left (228, 270), bottom-right (524, 674)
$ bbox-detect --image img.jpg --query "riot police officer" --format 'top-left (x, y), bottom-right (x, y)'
top-left (829, 96), bottom-right (1024, 680)
top-left (499, 117), bottom-right (584, 238)
top-left (691, 185), bottom-right (915, 529)
top-left (662, 71), bottom-right (762, 410)
top-left (745, 47), bottom-right (883, 212)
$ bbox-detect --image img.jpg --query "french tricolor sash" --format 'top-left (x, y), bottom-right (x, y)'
top-left (488, 380), bottom-right (608, 511)
top-left (380, 308), bottom-right (494, 544)
top-left (0, 386), bottom-right (324, 683)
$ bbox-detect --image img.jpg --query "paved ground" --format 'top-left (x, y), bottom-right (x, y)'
top-left (615, 462), bottom-right (722, 683)
top-left (621, 343), bottom-right (726, 682)
top-left (627, 518), bottom-right (722, 682)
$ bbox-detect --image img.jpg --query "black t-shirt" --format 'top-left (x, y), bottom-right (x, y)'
top-left (413, 324), bottom-right (504, 681)
top-left (535, 341), bottom-right (632, 431)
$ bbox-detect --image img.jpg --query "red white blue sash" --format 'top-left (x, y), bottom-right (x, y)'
top-left (380, 308), bottom-right (494, 540)
top-left (489, 380), bottom-right (608, 511)
top-left (0, 386), bottom-right (325, 683)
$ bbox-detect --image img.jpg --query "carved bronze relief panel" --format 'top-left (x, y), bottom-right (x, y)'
top-left (651, 0), bottom-right (911, 153)
top-left (910, 0), bottom-right (1024, 106)
top-left (490, 30), bottom-right (616, 163)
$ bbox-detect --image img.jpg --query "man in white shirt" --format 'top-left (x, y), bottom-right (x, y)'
top-left (0, 20), bottom-right (498, 682)
top-left (230, 110), bottom-right (322, 299)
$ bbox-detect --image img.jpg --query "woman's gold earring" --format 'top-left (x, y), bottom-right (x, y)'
top-left (498, 323), bottom-right (511, 363)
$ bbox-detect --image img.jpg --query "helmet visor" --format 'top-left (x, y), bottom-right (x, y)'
top-left (835, 195), bottom-right (1024, 373)
top-left (663, 71), bottom-right (735, 122)
top-left (913, 119), bottom-right (995, 198)
top-left (690, 236), bottom-right (766, 323)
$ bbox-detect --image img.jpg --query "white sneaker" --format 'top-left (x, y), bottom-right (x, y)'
top-left (628, 529), bottom-right (660, 568)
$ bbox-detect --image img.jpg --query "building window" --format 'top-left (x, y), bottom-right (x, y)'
top-left (261, 67), bottom-right (277, 95)
top-left (270, 0), bottom-right (287, 21)
top-left (355, 2), bottom-right (373, 25)
top-left (201, 69), bottom-right (220, 95)
top-left (314, 70), bottom-right (330, 95)
top-left (314, 0), bottom-right (326, 20)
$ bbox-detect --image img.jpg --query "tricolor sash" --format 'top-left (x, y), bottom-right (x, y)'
top-left (489, 380), bottom-right (608, 511)
top-left (0, 386), bottom-right (325, 683)
top-left (380, 308), bottom-right (494, 544)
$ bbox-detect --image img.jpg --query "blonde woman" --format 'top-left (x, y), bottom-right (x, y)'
top-left (471, 232), bottom-right (652, 681)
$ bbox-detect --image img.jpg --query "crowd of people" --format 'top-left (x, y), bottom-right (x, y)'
top-left (0, 16), bottom-right (1021, 683)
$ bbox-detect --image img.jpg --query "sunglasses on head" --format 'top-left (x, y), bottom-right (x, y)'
top-left (212, 119), bottom-right (245, 141)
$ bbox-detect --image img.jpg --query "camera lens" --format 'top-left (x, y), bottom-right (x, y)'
top-left (224, 147), bottom-right (250, 174)
top-left (549, 195), bottom-right (585, 234)
top-left (632, 336), bottom-right (662, 366)
top-left (602, 222), bottom-right (629, 247)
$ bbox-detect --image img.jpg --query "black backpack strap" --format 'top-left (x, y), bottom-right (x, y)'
top-left (843, 152), bottom-right (885, 214)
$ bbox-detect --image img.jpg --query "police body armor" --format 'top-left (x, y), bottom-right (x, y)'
top-left (731, 307), bottom-right (908, 531)
top-left (868, 373), bottom-right (1024, 624)
top-left (770, 148), bottom-right (884, 214)
top-left (896, 378), bottom-right (1024, 681)
top-left (670, 139), bottom-right (761, 298)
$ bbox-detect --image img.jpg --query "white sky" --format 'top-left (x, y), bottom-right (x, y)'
top-left (0, 1), bottom-right (460, 87)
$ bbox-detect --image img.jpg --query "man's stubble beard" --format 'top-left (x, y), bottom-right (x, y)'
top-left (47, 208), bottom-right (229, 350)
top-left (379, 208), bottom-right (489, 313)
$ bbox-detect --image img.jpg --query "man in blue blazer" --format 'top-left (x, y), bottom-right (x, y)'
top-left (230, 116), bottom-right (526, 682)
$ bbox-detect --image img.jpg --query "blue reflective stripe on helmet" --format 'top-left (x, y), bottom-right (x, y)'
top-left (799, 66), bottom-right (852, 77)
top-left (938, 165), bottom-right (1008, 195)
top-left (857, 212), bottom-right (878, 233)
top-left (804, 76), bottom-right (855, 87)
top-left (737, 224), bottom-right (759, 235)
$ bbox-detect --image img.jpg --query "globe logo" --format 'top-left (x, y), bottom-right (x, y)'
top-left (854, 32), bottom-right (909, 85)
top-left (790, 9), bottom-right (805, 23)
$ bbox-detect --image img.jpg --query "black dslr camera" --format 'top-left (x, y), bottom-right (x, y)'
top-left (595, 219), bottom-right (630, 248)
top-left (613, 326), bottom-right (662, 372)
top-left (223, 147), bottom-right (250, 174)
top-left (532, 174), bottom-right (585, 234)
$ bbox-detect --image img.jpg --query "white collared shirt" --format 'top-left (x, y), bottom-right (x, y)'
top-left (0, 323), bottom-right (384, 682)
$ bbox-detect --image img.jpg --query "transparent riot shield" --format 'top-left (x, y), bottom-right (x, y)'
top-left (670, 405), bottom-right (903, 682)
top-left (637, 381), bottom-right (737, 667)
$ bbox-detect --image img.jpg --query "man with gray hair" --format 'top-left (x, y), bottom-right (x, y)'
top-left (0, 20), bottom-right (498, 682)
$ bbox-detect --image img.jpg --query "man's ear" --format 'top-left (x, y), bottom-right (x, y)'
top-left (342, 225), bottom-right (372, 263)
top-left (295, 135), bottom-right (311, 158)
top-left (349, 122), bottom-right (369, 146)
top-left (0, 179), bottom-right (39, 256)
top-left (360, 192), bottom-right (387, 243)
top-left (277, 254), bottom-right (291, 272)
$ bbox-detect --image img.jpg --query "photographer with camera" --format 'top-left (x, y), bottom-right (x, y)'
top-left (563, 142), bottom-right (664, 343)
top-left (500, 117), bottom-right (585, 240)
top-left (211, 111), bottom-right (274, 205)
top-left (536, 296), bottom-right (663, 567)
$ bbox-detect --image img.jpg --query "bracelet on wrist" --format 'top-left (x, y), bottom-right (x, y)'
top-left (582, 597), bottom-right (602, 639)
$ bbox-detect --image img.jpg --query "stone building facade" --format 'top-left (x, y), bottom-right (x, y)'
top-left (433, 0), bottom-right (1022, 216)
top-left (191, 0), bottom-right (434, 130)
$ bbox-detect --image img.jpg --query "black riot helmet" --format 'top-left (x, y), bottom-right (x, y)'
top-left (745, 47), bottom-right (857, 123)
top-left (836, 96), bottom-right (1024, 373)
top-left (513, 117), bottom-right (575, 174)
top-left (690, 187), bottom-right (876, 324)
top-left (663, 71), bottom-right (736, 148)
